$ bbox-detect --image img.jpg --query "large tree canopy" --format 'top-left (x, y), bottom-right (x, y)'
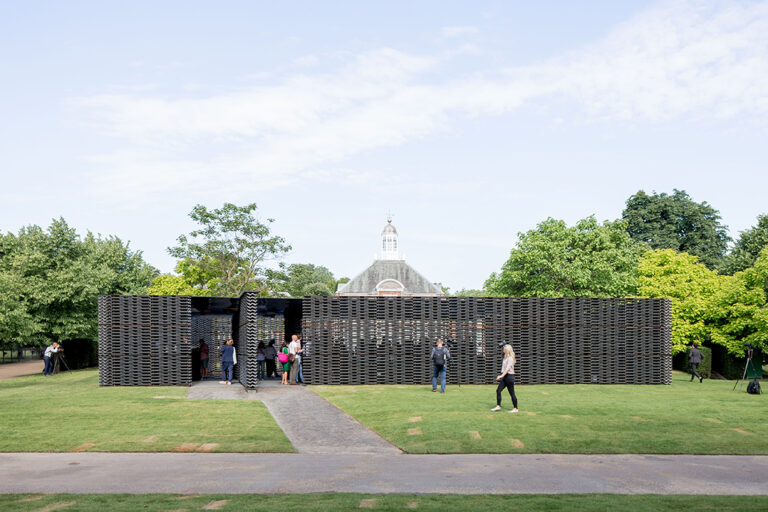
top-left (622, 189), bottom-right (730, 269)
top-left (721, 214), bottom-right (768, 275)
top-left (637, 249), bottom-right (767, 355)
top-left (485, 216), bottom-right (645, 297)
top-left (168, 203), bottom-right (291, 297)
top-left (0, 218), bottom-right (157, 349)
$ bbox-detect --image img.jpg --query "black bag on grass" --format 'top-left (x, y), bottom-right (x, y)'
top-left (747, 379), bottom-right (761, 395)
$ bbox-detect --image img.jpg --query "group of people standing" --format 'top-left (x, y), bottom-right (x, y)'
top-left (198, 335), bottom-right (307, 386)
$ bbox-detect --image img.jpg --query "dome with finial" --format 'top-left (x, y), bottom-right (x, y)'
top-left (380, 214), bottom-right (399, 260)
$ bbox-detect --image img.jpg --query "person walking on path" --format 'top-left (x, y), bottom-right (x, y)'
top-left (430, 339), bottom-right (450, 393)
top-left (199, 339), bottom-right (210, 380)
top-left (279, 342), bottom-right (291, 385)
top-left (265, 340), bottom-right (277, 379)
top-left (689, 342), bottom-right (703, 383)
top-left (219, 339), bottom-right (236, 385)
top-left (492, 344), bottom-right (519, 413)
top-left (42, 341), bottom-right (61, 376)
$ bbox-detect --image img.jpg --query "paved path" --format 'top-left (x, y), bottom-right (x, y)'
top-left (0, 360), bottom-right (42, 380)
top-left (186, 379), bottom-right (401, 454)
top-left (1, 453), bottom-right (766, 494)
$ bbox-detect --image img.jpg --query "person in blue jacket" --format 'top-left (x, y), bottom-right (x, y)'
top-left (219, 339), bottom-right (236, 385)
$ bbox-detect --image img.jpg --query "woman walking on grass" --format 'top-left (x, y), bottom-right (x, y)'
top-left (492, 344), bottom-right (518, 413)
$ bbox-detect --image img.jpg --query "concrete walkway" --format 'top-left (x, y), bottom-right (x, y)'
top-left (186, 379), bottom-right (401, 454)
top-left (0, 360), bottom-right (42, 380)
top-left (1, 453), bottom-right (767, 494)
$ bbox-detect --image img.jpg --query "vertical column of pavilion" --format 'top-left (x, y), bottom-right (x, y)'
top-left (96, 295), bottom-right (191, 386)
top-left (237, 293), bottom-right (285, 389)
top-left (97, 295), bottom-right (113, 386)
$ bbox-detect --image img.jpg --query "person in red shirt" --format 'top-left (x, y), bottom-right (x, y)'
top-left (199, 339), bottom-right (210, 379)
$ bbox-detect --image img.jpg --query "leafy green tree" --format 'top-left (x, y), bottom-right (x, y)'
top-left (168, 203), bottom-right (290, 297)
top-left (148, 259), bottom-right (218, 296)
top-left (0, 218), bottom-right (157, 349)
top-left (485, 216), bottom-right (645, 297)
top-left (721, 214), bottom-right (768, 275)
top-left (637, 249), bottom-right (767, 354)
top-left (622, 189), bottom-right (730, 269)
top-left (267, 263), bottom-right (336, 297)
top-left (637, 249), bottom-right (723, 353)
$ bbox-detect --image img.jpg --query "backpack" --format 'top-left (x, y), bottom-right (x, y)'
top-left (746, 379), bottom-right (761, 395)
top-left (432, 347), bottom-right (446, 367)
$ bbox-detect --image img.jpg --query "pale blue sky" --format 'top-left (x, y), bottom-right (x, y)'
top-left (1, 1), bottom-right (767, 291)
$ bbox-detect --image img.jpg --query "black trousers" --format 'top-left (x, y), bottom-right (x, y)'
top-left (690, 362), bottom-right (701, 380)
top-left (496, 374), bottom-right (518, 408)
top-left (266, 358), bottom-right (277, 378)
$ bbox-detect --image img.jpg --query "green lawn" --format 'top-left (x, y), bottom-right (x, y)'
top-left (0, 369), bottom-right (293, 453)
top-left (1, 494), bottom-right (767, 512)
top-left (313, 371), bottom-right (768, 454)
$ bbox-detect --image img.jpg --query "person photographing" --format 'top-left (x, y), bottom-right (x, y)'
top-left (42, 341), bottom-right (62, 377)
top-left (492, 344), bottom-right (519, 413)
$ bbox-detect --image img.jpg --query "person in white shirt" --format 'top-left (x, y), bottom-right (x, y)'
top-left (288, 335), bottom-right (302, 385)
top-left (491, 344), bottom-right (518, 413)
top-left (42, 341), bottom-right (61, 376)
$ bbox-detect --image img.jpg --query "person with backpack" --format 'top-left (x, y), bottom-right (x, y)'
top-left (42, 341), bottom-right (62, 376)
top-left (430, 339), bottom-right (450, 393)
top-left (689, 342), bottom-right (703, 383)
top-left (492, 344), bottom-right (519, 413)
top-left (218, 339), bottom-right (236, 385)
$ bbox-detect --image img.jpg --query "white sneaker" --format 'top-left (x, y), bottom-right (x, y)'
top-left (491, 406), bottom-right (502, 411)
top-left (509, 408), bottom-right (519, 413)
top-left (218, 381), bottom-right (226, 384)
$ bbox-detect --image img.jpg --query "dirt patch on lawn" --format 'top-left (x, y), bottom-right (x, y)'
top-left (70, 443), bottom-right (95, 452)
top-left (141, 435), bottom-right (159, 443)
top-left (359, 498), bottom-right (377, 508)
top-left (469, 430), bottom-right (482, 440)
top-left (730, 428), bottom-right (752, 435)
top-left (509, 438), bottom-right (525, 449)
top-left (407, 501), bottom-right (419, 509)
top-left (195, 443), bottom-right (219, 452)
top-left (408, 416), bottom-right (422, 423)
top-left (705, 417), bottom-right (723, 424)
top-left (19, 495), bottom-right (44, 502)
top-left (407, 427), bottom-right (423, 436)
top-left (631, 416), bottom-right (645, 422)
top-left (201, 500), bottom-right (229, 510)
top-left (171, 443), bottom-right (198, 452)
top-left (34, 502), bottom-right (77, 512)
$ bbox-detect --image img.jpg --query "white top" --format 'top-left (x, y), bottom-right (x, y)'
top-left (501, 356), bottom-right (515, 375)
top-left (288, 340), bottom-right (301, 355)
top-left (44, 345), bottom-right (60, 357)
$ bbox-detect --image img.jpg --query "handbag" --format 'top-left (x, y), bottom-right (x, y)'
top-left (288, 353), bottom-right (296, 363)
top-left (277, 352), bottom-right (289, 363)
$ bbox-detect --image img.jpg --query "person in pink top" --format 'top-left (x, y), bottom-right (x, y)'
top-left (491, 344), bottom-right (518, 413)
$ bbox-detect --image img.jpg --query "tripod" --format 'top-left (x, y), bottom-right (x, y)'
top-left (733, 347), bottom-right (758, 392)
top-left (54, 352), bottom-right (71, 374)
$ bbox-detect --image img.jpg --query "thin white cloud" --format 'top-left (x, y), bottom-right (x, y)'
top-left (74, 0), bottom-right (768, 204)
top-left (441, 26), bottom-right (479, 38)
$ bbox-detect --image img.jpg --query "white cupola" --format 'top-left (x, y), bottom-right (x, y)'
top-left (380, 215), bottom-right (400, 260)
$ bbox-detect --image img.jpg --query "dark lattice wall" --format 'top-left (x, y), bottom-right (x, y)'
top-left (98, 295), bottom-right (192, 386)
top-left (237, 293), bottom-right (287, 389)
top-left (302, 297), bottom-right (672, 385)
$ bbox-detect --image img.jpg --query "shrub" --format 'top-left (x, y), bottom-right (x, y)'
top-left (59, 339), bottom-right (98, 370)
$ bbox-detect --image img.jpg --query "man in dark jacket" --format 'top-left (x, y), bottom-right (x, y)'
top-left (689, 342), bottom-right (703, 383)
